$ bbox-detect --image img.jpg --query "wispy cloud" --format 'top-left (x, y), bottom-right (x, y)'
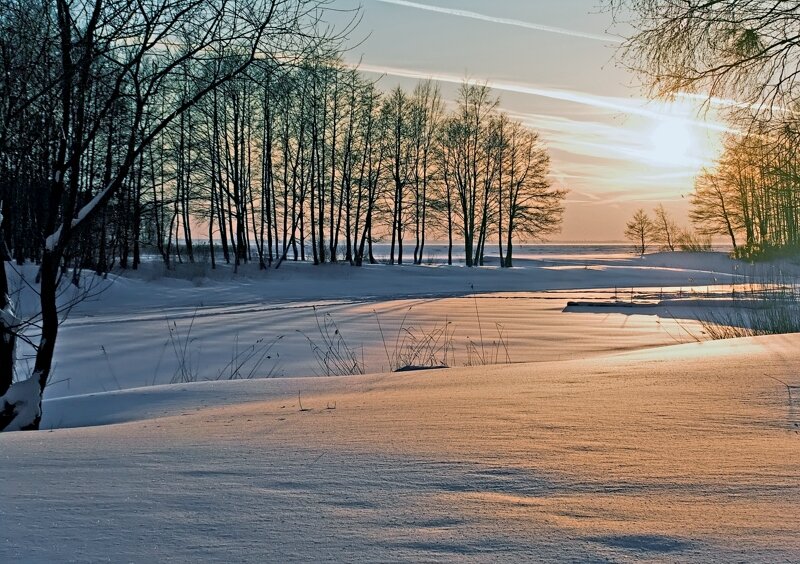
top-left (354, 63), bottom-right (726, 203)
top-left (358, 63), bottom-right (736, 134)
top-left (505, 110), bottom-right (718, 196)
top-left (373, 0), bottom-right (623, 44)
top-left (675, 92), bottom-right (796, 116)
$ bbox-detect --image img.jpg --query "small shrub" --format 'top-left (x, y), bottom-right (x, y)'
top-left (300, 307), bottom-right (364, 376)
top-left (165, 310), bottom-right (282, 383)
top-left (733, 242), bottom-right (800, 262)
top-left (375, 309), bottom-right (454, 371)
top-left (698, 272), bottom-right (800, 338)
top-left (676, 230), bottom-right (713, 252)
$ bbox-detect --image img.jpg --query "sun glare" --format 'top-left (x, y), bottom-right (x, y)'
top-left (649, 119), bottom-right (696, 167)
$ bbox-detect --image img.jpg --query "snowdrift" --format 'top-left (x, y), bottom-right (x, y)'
top-left (3, 334), bottom-right (798, 562)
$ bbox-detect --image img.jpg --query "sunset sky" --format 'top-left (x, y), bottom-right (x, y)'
top-left (330, 0), bottom-right (729, 241)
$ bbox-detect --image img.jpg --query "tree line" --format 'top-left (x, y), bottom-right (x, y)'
top-left (611, 0), bottom-right (800, 259)
top-left (0, 0), bottom-right (345, 430)
top-left (624, 205), bottom-right (710, 255)
top-left (692, 131), bottom-right (800, 257)
top-left (2, 49), bottom-right (565, 277)
top-left (0, 0), bottom-right (565, 430)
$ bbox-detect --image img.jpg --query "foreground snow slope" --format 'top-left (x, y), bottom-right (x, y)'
top-left (3, 334), bottom-right (799, 562)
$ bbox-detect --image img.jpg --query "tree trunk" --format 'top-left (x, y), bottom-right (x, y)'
top-left (0, 259), bottom-right (15, 396)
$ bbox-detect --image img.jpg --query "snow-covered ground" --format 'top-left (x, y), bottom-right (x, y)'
top-left (8, 250), bottom-right (777, 398)
top-left (3, 250), bottom-right (799, 561)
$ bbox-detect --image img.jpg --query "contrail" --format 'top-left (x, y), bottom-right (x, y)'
top-left (357, 63), bottom-right (736, 134)
top-left (374, 0), bottom-right (623, 44)
top-left (675, 92), bottom-right (795, 116)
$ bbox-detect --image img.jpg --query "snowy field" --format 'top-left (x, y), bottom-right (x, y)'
top-left (8, 248), bottom-right (763, 398)
top-left (3, 249), bottom-right (800, 562)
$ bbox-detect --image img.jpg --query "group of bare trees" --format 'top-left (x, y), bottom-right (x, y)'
top-left (611, 0), bottom-right (800, 258)
top-left (184, 67), bottom-right (566, 272)
top-left (0, 0), bottom-right (565, 430)
top-left (4, 61), bottom-right (563, 275)
top-left (624, 204), bottom-right (694, 255)
top-left (3, 40), bottom-right (564, 278)
top-left (0, 0), bottom-right (347, 430)
top-left (692, 132), bottom-right (800, 255)
top-left (437, 85), bottom-right (564, 267)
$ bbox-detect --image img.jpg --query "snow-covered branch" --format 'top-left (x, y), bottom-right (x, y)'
top-left (44, 181), bottom-right (113, 251)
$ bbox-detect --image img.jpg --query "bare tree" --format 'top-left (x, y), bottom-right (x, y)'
top-left (383, 87), bottom-right (413, 265)
top-left (438, 83), bottom-right (499, 267)
top-left (0, 207), bottom-right (16, 396)
top-left (653, 204), bottom-right (678, 252)
top-left (409, 80), bottom-right (443, 265)
top-left (497, 120), bottom-right (565, 267)
top-left (625, 208), bottom-right (656, 255)
top-left (691, 168), bottom-right (742, 251)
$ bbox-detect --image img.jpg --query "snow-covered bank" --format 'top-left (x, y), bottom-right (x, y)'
top-left (8, 251), bottom-right (755, 321)
top-left (3, 334), bottom-right (799, 562)
top-left (7, 251), bottom-right (780, 398)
